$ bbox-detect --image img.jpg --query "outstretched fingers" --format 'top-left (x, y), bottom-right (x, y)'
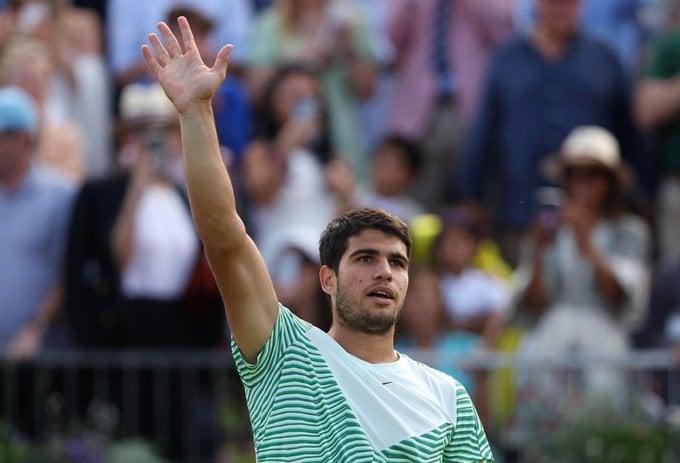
top-left (177, 16), bottom-right (198, 55)
top-left (158, 21), bottom-right (183, 58)
top-left (213, 44), bottom-right (234, 79)
top-left (141, 41), bottom-right (163, 76)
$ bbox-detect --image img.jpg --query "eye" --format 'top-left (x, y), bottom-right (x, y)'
top-left (357, 255), bottom-right (372, 263)
top-left (390, 259), bottom-right (407, 268)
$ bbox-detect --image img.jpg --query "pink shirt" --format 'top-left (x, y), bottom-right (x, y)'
top-left (387, 0), bottom-right (515, 137)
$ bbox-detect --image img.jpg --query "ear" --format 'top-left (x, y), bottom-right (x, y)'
top-left (319, 265), bottom-right (336, 296)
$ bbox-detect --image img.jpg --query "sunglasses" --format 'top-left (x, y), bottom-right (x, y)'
top-left (563, 166), bottom-right (609, 182)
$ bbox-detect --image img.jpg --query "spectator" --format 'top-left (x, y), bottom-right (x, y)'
top-left (0, 0), bottom-right (112, 178)
top-left (347, 0), bottom-right (395, 155)
top-left (0, 86), bottom-right (76, 359)
top-left (333, 133), bottom-right (428, 226)
top-left (247, 0), bottom-right (377, 181)
top-left (242, 63), bottom-right (345, 271)
top-left (165, 6), bottom-right (254, 164)
top-left (513, 126), bottom-right (652, 399)
top-left (64, 82), bottom-right (224, 350)
top-left (0, 35), bottom-right (86, 183)
top-left (387, 0), bottom-right (515, 211)
top-left (270, 232), bottom-right (332, 332)
top-left (396, 265), bottom-right (478, 393)
top-left (459, 0), bottom-right (638, 266)
top-left (514, 0), bottom-right (658, 74)
top-left (107, 0), bottom-right (253, 93)
top-left (634, 3), bottom-right (680, 262)
top-left (434, 205), bottom-right (511, 345)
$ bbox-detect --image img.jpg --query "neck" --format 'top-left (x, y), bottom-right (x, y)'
top-left (329, 325), bottom-right (399, 364)
top-left (531, 26), bottom-right (574, 60)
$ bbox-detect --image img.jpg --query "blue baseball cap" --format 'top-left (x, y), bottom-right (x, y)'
top-left (0, 86), bottom-right (38, 136)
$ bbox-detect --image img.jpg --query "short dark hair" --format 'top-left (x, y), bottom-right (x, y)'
top-left (319, 208), bottom-right (412, 273)
top-left (377, 134), bottom-right (423, 175)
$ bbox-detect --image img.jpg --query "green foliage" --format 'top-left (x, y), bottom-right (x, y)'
top-left (525, 402), bottom-right (680, 463)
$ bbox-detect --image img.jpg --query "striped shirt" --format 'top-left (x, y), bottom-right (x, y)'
top-left (232, 305), bottom-right (494, 462)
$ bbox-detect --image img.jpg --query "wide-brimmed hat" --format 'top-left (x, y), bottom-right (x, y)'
top-left (542, 125), bottom-right (633, 186)
top-left (116, 82), bottom-right (177, 133)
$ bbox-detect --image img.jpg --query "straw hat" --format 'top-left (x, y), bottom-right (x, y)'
top-left (542, 125), bottom-right (633, 186)
top-left (116, 82), bottom-right (177, 132)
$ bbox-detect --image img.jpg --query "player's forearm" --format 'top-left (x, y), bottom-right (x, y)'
top-left (179, 102), bottom-right (245, 248)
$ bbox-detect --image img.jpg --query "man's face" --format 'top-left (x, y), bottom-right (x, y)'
top-left (0, 131), bottom-right (30, 182)
top-left (536, 0), bottom-right (581, 38)
top-left (330, 229), bottom-right (410, 335)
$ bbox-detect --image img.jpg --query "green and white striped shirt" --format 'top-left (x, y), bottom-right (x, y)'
top-left (232, 305), bottom-right (494, 462)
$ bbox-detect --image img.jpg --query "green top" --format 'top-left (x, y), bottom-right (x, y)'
top-left (232, 305), bottom-right (494, 462)
top-left (645, 28), bottom-right (680, 174)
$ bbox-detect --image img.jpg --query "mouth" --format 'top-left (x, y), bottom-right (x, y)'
top-left (366, 286), bottom-right (395, 302)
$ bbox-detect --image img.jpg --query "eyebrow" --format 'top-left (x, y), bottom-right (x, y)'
top-left (349, 248), bottom-right (410, 265)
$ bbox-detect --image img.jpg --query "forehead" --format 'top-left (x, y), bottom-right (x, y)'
top-left (343, 229), bottom-right (408, 258)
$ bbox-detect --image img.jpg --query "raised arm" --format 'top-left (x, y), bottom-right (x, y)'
top-left (142, 17), bottom-right (278, 362)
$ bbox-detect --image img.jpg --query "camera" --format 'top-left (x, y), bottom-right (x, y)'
top-left (535, 187), bottom-right (563, 231)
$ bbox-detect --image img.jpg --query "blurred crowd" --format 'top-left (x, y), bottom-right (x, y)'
top-left (2, 0), bottom-right (680, 456)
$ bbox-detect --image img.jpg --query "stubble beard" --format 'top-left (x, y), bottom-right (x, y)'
top-left (334, 283), bottom-right (402, 335)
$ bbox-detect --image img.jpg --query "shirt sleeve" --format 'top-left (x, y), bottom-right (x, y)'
top-left (645, 33), bottom-right (680, 79)
top-left (231, 304), bottom-right (310, 388)
top-left (443, 384), bottom-right (495, 462)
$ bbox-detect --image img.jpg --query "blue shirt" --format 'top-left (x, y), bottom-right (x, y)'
top-left (0, 165), bottom-right (75, 350)
top-left (514, 0), bottom-right (654, 72)
top-left (459, 32), bottom-right (635, 227)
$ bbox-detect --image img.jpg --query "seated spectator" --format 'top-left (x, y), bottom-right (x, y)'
top-left (0, 86), bottom-right (76, 359)
top-left (513, 125), bottom-right (652, 400)
top-left (331, 133), bottom-right (429, 226)
top-left (434, 205), bottom-right (512, 344)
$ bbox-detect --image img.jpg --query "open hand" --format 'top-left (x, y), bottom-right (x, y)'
top-left (141, 16), bottom-right (233, 114)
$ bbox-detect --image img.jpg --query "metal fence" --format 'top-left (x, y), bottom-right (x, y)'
top-left (1, 348), bottom-right (678, 463)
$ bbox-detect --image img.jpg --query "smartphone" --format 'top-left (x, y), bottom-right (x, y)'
top-left (293, 97), bottom-right (319, 121)
top-left (535, 187), bottom-right (564, 231)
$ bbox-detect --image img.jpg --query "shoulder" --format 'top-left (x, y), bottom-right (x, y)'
top-left (400, 352), bottom-right (462, 392)
top-left (574, 33), bottom-right (622, 64)
top-left (33, 165), bottom-right (77, 200)
top-left (615, 213), bottom-right (651, 238)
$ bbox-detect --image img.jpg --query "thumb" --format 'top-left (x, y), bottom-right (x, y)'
top-left (212, 44), bottom-right (233, 79)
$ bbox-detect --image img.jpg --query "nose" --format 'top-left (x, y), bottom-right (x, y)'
top-left (373, 257), bottom-right (393, 281)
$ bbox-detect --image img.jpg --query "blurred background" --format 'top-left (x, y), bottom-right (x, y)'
top-left (1, 0), bottom-right (680, 462)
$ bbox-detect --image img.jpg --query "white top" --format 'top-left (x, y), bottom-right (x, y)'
top-left (251, 148), bottom-right (336, 270)
top-left (122, 185), bottom-right (199, 299)
top-left (439, 268), bottom-right (511, 322)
